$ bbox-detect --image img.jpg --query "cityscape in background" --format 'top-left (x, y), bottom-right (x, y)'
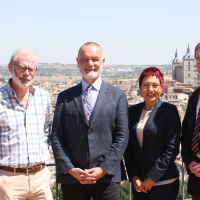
top-left (0, 45), bottom-right (195, 199)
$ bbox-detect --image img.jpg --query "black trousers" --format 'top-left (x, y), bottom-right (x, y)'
top-left (192, 193), bottom-right (200, 200)
top-left (132, 179), bottom-right (179, 200)
top-left (61, 182), bottom-right (121, 200)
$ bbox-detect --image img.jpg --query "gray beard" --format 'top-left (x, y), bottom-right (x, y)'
top-left (12, 67), bottom-right (34, 88)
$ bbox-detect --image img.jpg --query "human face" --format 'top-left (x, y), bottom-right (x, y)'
top-left (76, 45), bottom-right (105, 84)
top-left (140, 75), bottom-right (163, 106)
top-left (196, 48), bottom-right (200, 74)
top-left (9, 52), bottom-right (37, 89)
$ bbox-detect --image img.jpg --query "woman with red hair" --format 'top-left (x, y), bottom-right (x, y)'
top-left (124, 67), bottom-right (181, 200)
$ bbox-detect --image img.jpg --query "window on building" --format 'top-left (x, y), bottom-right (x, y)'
top-left (188, 62), bottom-right (190, 65)
top-left (188, 66), bottom-right (190, 70)
top-left (188, 74), bottom-right (190, 77)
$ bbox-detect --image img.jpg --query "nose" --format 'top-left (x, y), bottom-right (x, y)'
top-left (148, 85), bottom-right (153, 91)
top-left (23, 68), bottom-right (30, 76)
top-left (88, 59), bottom-right (94, 67)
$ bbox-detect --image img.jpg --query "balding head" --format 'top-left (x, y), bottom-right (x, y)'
top-left (10, 48), bottom-right (38, 67)
top-left (78, 42), bottom-right (103, 58)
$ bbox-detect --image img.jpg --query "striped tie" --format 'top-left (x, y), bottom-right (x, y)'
top-left (84, 85), bottom-right (93, 121)
top-left (192, 108), bottom-right (200, 157)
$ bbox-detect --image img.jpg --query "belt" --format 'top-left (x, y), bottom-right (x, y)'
top-left (0, 163), bottom-right (46, 174)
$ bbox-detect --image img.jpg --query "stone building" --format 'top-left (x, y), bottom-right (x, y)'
top-left (172, 45), bottom-right (199, 84)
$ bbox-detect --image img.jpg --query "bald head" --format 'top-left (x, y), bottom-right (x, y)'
top-left (78, 42), bottom-right (103, 58)
top-left (10, 48), bottom-right (38, 67)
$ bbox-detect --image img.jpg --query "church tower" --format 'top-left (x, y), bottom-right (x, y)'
top-left (172, 49), bottom-right (181, 81)
top-left (182, 44), bottom-right (196, 84)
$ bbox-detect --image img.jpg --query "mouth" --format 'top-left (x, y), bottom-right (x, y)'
top-left (19, 77), bottom-right (31, 83)
top-left (146, 93), bottom-right (155, 97)
top-left (84, 68), bottom-right (97, 72)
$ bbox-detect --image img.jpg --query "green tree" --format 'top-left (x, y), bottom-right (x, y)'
top-left (176, 182), bottom-right (192, 200)
top-left (121, 183), bottom-right (133, 200)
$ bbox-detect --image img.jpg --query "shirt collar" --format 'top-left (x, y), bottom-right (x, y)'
top-left (82, 77), bottom-right (102, 92)
top-left (5, 78), bottom-right (35, 97)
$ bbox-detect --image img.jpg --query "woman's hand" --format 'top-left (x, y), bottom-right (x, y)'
top-left (132, 176), bottom-right (147, 193)
top-left (141, 177), bottom-right (155, 191)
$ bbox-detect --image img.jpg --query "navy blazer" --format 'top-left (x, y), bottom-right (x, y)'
top-left (181, 87), bottom-right (200, 195)
top-left (124, 99), bottom-right (181, 183)
top-left (51, 80), bottom-right (129, 184)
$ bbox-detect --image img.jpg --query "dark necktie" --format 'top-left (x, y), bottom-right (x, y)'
top-left (192, 108), bottom-right (200, 157)
top-left (84, 85), bottom-right (93, 121)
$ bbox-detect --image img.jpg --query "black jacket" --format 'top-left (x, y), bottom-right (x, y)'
top-left (124, 99), bottom-right (181, 183)
top-left (51, 81), bottom-right (129, 184)
top-left (182, 87), bottom-right (200, 195)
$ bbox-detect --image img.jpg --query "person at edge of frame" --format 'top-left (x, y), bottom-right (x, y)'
top-left (182, 42), bottom-right (200, 200)
top-left (0, 48), bottom-right (53, 200)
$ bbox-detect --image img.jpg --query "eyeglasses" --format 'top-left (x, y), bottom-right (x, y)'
top-left (14, 64), bottom-right (37, 74)
top-left (142, 84), bottom-right (160, 89)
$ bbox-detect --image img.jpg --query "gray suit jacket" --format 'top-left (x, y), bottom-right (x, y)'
top-left (51, 80), bottom-right (129, 183)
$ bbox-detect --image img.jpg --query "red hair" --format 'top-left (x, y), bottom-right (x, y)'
top-left (139, 67), bottom-right (164, 88)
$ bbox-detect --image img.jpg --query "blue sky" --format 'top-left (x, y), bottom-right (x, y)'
top-left (0, 0), bottom-right (199, 65)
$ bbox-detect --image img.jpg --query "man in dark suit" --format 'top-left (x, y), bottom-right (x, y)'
top-left (51, 42), bottom-right (129, 200)
top-left (182, 42), bottom-right (200, 200)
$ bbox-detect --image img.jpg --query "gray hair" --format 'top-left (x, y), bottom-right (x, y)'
top-left (10, 48), bottom-right (38, 66)
top-left (194, 43), bottom-right (200, 58)
top-left (78, 42), bottom-right (103, 58)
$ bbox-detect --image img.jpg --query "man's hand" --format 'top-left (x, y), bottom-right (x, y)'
top-left (141, 177), bottom-right (155, 191)
top-left (68, 168), bottom-right (96, 184)
top-left (189, 161), bottom-right (200, 177)
top-left (132, 176), bottom-right (147, 193)
top-left (81, 167), bottom-right (107, 184)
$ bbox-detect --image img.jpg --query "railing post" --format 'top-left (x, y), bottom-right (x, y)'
top-left (56, 165), bottom-right (59, 200)
top-left (182, 161), bottom-right (184, 200)
top-left (129, 182), bottom-right (132, 200)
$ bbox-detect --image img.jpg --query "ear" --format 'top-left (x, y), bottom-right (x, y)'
top-left (76, 57), bottom-right (79, 67)
top-left (8, 63), bottom-right (13, 73)
top-left (102, 57), bottom-right (105, 68)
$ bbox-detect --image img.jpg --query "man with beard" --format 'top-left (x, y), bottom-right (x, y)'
top-left (0, 48), bottom-right (53, 200)
top-left (51, 42), bottom-right (129, 200)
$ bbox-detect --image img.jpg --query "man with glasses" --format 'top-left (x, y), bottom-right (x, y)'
top-left (182, 42), bottom-right (200, 200)
top-left (0, 48), bottom-right (53, 199)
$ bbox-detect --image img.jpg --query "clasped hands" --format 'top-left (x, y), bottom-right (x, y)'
top-left (189, 161), bottom-right (200, 177)
top-left (68, 167), bottom-right (107, 184)
top-left (132, 176), bottom-right (155, 193)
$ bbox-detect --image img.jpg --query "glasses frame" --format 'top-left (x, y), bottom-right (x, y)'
top-left (14, 64), bottom-right (37, 75)
top-left (142, 83), bottom-right (161, 90)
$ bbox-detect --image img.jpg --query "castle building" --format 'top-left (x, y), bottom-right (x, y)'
top-left (172, 45), bottom-right (199, 84)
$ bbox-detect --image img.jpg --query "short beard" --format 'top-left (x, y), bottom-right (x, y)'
top-left (80, 65), bottom-right (102, 80)
top-left (12, 66), bottom-right (34, 88)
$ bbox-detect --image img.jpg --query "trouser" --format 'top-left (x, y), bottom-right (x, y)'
top-left (192, 193), bottom-right (200, 200)
top-left (61, 182), bottom-right (121, 200)
top-left (132, 179), bottom-right (179, 200)
top-left (0, 166), bottom-right (53, 200)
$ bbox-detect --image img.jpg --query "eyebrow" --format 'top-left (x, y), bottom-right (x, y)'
top-left (81, 56), bottom-right (100, 59)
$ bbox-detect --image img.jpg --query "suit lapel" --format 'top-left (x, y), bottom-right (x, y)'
top-left (71, 82), bottom-right (89, 126)
top-left (142, 98), bottom-right (163, 149)
top-left (89, 81), bottom-right (109, 125)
